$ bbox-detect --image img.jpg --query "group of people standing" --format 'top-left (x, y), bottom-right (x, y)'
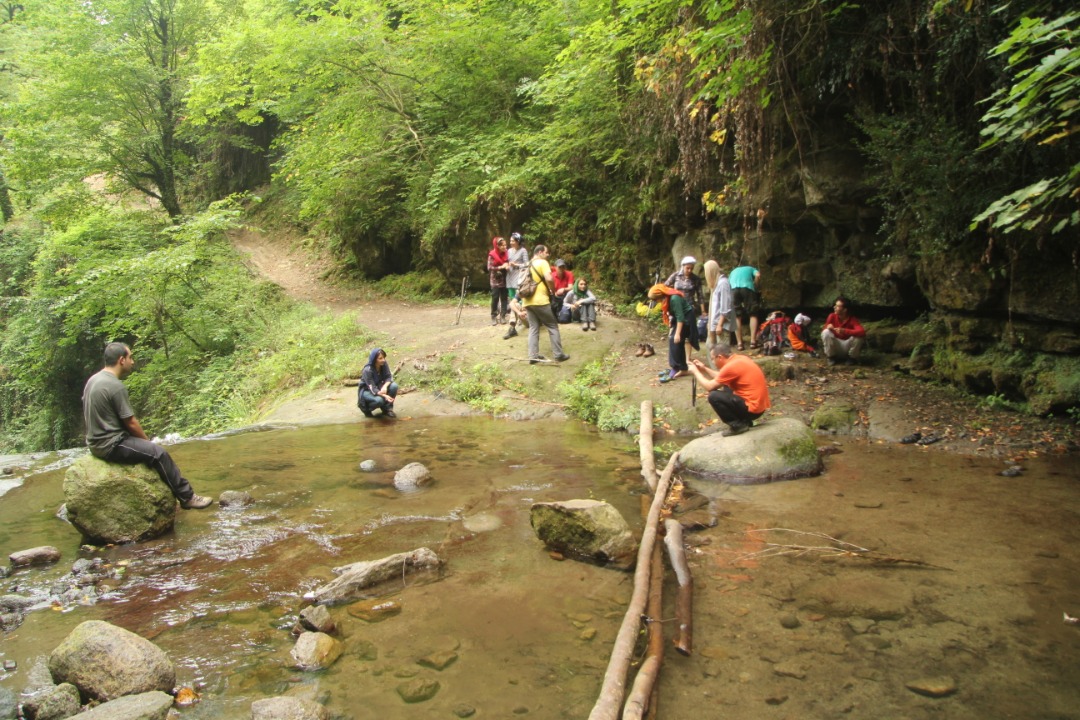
top-left (647, 255), bottom-right (869, 435)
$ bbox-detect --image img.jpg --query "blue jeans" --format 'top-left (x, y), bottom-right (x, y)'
top-left (359, 383), bottom-right (398, 414)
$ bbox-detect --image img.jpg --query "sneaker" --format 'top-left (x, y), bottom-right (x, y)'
top-left (491, 318), bottom-right (498, 326)
top-left (383, 408), bottom-right (397, 418)
top-left (582, 322), bottom-right (589, 331)
top-left (181, 495), bottom-right (213, 510)
top-left (529, 355), bottom-right (547, 365)
top-left (361, 408), bottom-right (374, 418)
top-left (721, 422), bottom-right (750, 437)
top-left (590, 322), bottom-right (597, 331)
top-left (503, 325), bottom-right (518, 340)
top-left (554, 354), bottom-right (570, 362)
top-left (499, 315), bottom-right (508, 325)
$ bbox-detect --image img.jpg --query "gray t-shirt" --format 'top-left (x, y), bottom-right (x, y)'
top-left (83, 369), bottom-right (133, 457)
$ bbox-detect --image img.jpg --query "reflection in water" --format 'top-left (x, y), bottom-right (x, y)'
top-left (0, 418), bottom-right (1077, 719)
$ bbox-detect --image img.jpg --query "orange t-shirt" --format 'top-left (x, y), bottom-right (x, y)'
top-left (716, 354), bottom-right (771, 415)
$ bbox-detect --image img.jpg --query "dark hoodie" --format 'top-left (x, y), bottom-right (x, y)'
top-left (360, 348), bottom-right (392, 395)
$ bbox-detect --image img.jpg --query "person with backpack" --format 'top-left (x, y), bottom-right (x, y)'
top-left (520, 245), bottom-right (570, 364)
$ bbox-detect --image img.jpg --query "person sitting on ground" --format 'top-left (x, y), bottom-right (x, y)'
top-left (487, 236), bottom-right (510, 326)
top-left (821, 296), bottom-right (866, 366)
top-left (687, 343), bottom-right (771, 437)
top-left (647, 283), bottom-right (699, 383)
top-left (83, 342), bottom-right (212, 509)
top-left (562, 278), bottom-right (598, 330)
top-left (788, 313), bottom-right (817, 357)
top-left (728, 265), bottom-right (761, 351)
top-left (665, 256), bottom-right (707, 316)
top-left (755, 310), bottom-right (791, 356)
top-left (358, 348), bottom-right (398, 418)
top-left (551, 259), bottom-right (575, 321)
top-left (503, 232), bottom-right (529, 339)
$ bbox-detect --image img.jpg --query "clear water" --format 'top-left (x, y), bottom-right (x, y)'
top-left (1, 419), bottom-right (1078, 719)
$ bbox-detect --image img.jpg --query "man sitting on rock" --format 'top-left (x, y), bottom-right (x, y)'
top-left (820, 296), bottom-right (866, 366)
top-left (687, 343), bottom-right (771, 437)
top-left (82, 342), bottom-right (211, 509)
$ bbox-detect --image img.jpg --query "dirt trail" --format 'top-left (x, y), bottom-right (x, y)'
top-left (230, 229), bottom-right (1079, 458)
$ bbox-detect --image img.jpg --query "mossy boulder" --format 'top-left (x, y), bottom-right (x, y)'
top-left (530, 500), bottom-right (637, 569)
top-left (811, 401), bottom-right (858, 434)
top-left (48, 620), bottom-right (176, 702)
top-left (64, 456), bottom-right (176, 544)
top-left (679, 417), bottom-right (821, 484)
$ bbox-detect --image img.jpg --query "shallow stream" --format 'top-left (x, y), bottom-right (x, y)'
top-left (1, 418), bottom-right (1078, 719)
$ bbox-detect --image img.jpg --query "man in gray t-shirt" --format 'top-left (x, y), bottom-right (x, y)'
top-left (82, 342), bottom-right (211, 510)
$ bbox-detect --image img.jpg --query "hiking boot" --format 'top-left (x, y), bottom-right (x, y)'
top-left (383, 408), bottom-right (397, 418)
top-left (590, 322), bottom-right (597, 331)
top-left (503, 325), bottom-right (518, 340)
top-left (361, 408), bottom-right (374, 418)
top-left (634, 344), bottom-right (645, 357)
top-left (529, 355), bottom-right (547, 365)
top-left (582, 322), bottom-right (589, 331)
top-left (721, 422), bottom-right (750, 437)
top-left (554, 354), bottom-right (570, 362)
top-left (641, 344), bottom-right (655, 358)
top-left (181, 495), bottom-right (213, 510)
top-left (499, 314), bottom-right (508, 325)
top-left (491, 317), bottom-right (498, 326)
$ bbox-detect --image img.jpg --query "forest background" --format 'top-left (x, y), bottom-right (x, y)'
top-left (0, 0), bottom-right (1076, 452)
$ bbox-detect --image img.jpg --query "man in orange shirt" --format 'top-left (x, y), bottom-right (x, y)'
top-left (688, 343), bottom-right (771, 436)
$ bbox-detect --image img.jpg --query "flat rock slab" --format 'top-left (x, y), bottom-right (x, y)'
top-left (679, 417), bottom-right (822, 484)
top-left (906, 676), bottom-right (958, 698)
top-left (397, 678), bottom-right (440, 704)
top-left (74, 691), bottom-right (176, 720)
top-left (347, 598), bottom-right (402, 623)
top-left (251, 697), bottom-right (331, 720)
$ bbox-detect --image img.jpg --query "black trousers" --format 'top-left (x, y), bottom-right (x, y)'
top-left (707, 386), bottom-right (762, 426)
top-left (490, 288), bottom-right (509, 318)
top-left (105, 436), bottom-right (195, 502)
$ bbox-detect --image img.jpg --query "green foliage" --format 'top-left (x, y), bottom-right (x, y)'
top-left (372, 270), bottom-right (455, 301)
top-left (558, 353), bottom-right (637, 432)
top-left (417, 356), bottom-right (510, 415)
top-left (973, 11), bottom-right (1080, 235)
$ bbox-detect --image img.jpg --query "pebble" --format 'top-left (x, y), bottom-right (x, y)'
top-left (853, 501), bottom-right (883, 509)
top-left (1034, 550), bottom-right (1060, 559)
top-left (905, 676), bottom-right (957, 698)
top-left (765, 694), bottom-right (789, 705)
top-left (846, 618), bottom-right (875, 634)
top-left (8, 546), bottom-right (61, 568)
top-left (513, 706), bottom-right (529, 714)
top-left (999, 465), bottom-right (1023, 477)
top-left (219, 490), bottom-right (255, 508)
top-left (359, 460), bottom-right (378, 472)
top-left (779, 614), bottom-right (801, 629)
top-left (2, 660), bottom-right (15, 671)
top-left (579, 628), bottom-right (597, 641)
top-left (453, 705), bottom-right (477, 718)
top-left (417, 651), bottom-right (458, 671)
top-left (396, 678), bottom-right (440, 703)
top-left (772, 661), bottom-right (807, 680)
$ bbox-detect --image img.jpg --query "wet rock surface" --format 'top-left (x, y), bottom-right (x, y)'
top-left (8, 546), bottom-right (61, 568)
top-left (73, 691), bottom-right (175, 720)
top-left (291, 632), bottom-right (343, 670)
top-left (395, 678), bottom-right (440, 704)
top-left (218, 490), bottom-right (254, 508)
top-left (307, 547), bottom-right (442, 605)
top-left (393, 462), bottom-right (432, 491)
top-left (251, 696), bottom-right (331, 720)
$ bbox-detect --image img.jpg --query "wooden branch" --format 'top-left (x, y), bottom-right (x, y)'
top-left (664, 518), bottom-right (693, 656)
top-left (622, 540), bottom-right (665, 719)
top-left (738, 528), bottom-right (949, 570)
top-left (588, 452), bottom-right (679, 720)
top-left (639, 400), bottom-right (657, 491)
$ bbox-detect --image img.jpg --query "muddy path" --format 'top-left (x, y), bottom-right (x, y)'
top-left (230, 229), bottom-right (1079, 460)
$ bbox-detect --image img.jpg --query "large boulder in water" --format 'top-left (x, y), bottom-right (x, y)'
top-left (48, 620), bottom-right (176, 702)
top-left (530, 499), bottom-right (637, 569)
top-left (64, 456), bottom-right (176, 544)
top-left (679, 417), bottom-right (822, 484)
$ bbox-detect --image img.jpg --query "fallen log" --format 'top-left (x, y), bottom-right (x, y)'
top-left (304, 547), bottom-right (442, 606)
top-left (588, 452), bottom-right (678, 720)
top-left (639, 401), bottom-right (657, 491)
top-left (664, 518), bottom-right (693, 656)
top-left (622, 541), bottom-right (665, 720)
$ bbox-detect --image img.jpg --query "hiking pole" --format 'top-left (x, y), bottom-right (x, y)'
top-left (453, 276), bottom-right (470, 325)
top-left (691, 374), bottom-right (697, 407)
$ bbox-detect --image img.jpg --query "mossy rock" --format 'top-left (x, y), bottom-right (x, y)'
top-left (810, 401), bottom-right (858, 434)
top-left (64, 456), bottom-right (176, 544)
top-left (679, 417), bottom-right (822, 484)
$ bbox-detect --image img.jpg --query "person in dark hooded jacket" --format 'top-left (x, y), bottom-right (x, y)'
top-left (358, 348), bottom-right (398, 418)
